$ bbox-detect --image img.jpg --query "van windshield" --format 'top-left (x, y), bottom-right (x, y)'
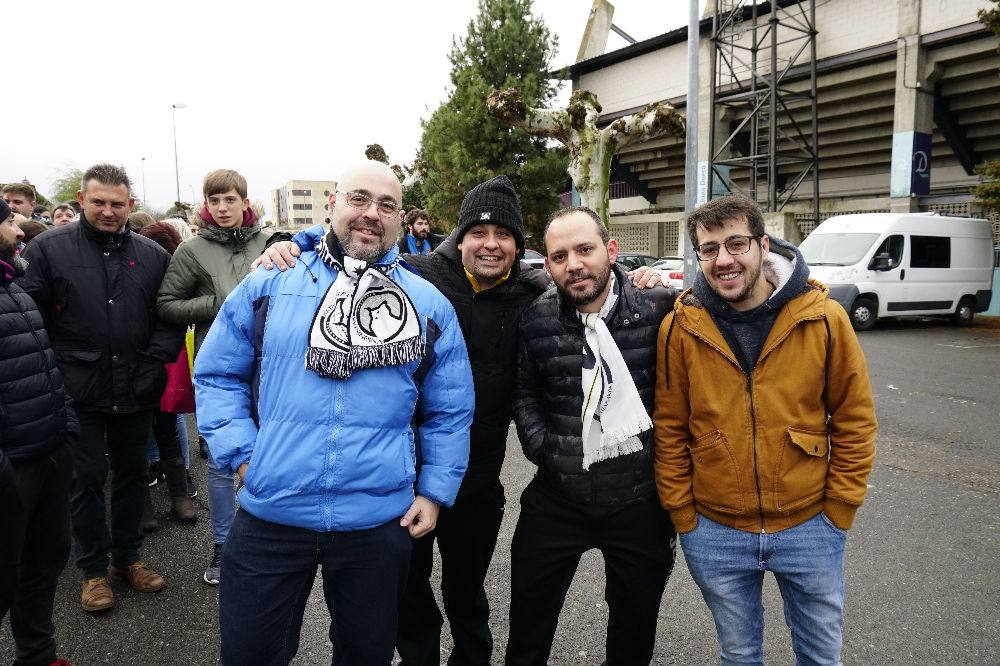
top-left (799, 233), bottom-right (880, 266)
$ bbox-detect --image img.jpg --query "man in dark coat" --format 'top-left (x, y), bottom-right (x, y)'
top-left (506, 206), bottom-right (678, 665)
top-left (0, 198), bottom-right (78, 664)
top-left (19, 164), bottom-right (184, 613)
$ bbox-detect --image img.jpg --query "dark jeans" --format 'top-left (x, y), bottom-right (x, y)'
top-left (397, 478), bottom-right (505, 666)
top-left (151, 410), bottom-right (184, 463)
top-left (219, 509), bottom-right (413, 666)
top-left (0, 442), bottom-right (73, 666)
top-left (72, 410), bottom-right (154, 578)
top-left (505, 479), bottom-right (676, 666)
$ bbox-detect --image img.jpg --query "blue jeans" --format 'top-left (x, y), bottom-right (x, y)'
top-left (681, 512), bottom-right (847, 666)
top-left (219, 509), bottom-right (412, 665)
top-left (207, 454), bottom-right (236, 545)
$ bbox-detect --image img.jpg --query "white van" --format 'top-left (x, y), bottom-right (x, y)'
top-left (799, 212), bottom-right (994, 330)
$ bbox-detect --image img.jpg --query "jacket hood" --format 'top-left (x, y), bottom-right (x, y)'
top-left (692, 233), bottom-right (810, 322)
top-left (197, 220), bottom-right (267, 247)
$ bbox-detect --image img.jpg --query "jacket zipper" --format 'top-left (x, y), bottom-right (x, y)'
top-left (745, 373), bottom-right (766, 534)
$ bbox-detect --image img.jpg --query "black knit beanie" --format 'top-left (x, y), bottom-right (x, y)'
top-left (455, 175), bottom-right (525, 249)
top-left (0, 199), bottom-right (10, 223)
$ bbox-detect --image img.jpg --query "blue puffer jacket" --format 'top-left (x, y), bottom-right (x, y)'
top-left (194, 242), bottom-right (474, 532)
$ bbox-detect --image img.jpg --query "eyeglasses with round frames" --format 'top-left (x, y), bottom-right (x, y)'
top-left (336, 190), bottom-right (401, 217)
top-left (694, 234), bottom-right (762, 261)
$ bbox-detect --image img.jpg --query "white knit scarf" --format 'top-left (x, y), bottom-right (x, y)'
top-left (578, 274), bottom-right (651, 470)
top-left (306, 236), bottom-right (423, 379)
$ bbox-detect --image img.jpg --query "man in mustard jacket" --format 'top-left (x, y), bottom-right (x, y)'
top-left (653, 194), bottom-right (877, 665)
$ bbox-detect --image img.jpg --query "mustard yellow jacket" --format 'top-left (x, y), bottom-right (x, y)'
top-left (653, 280), bottom-right (877, 534)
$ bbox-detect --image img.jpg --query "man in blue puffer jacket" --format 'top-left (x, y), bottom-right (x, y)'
top-left (194, 160), bottom-right (474, 666)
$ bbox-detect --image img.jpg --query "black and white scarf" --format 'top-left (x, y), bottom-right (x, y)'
top-left (306, 232), bottom-right (423, 379)
top-left (578, 273), bottom-right (651, 470)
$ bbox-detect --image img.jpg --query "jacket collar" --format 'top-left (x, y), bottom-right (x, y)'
top-left (676, 279), bottom-right (829, 367)
top-left (197, 221), bottom-right (265, 247)
top-left (80, 214), bottom-right (130, 250)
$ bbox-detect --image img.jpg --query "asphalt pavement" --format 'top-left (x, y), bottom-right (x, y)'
top-left (2, 316), bottom-right (998, 665)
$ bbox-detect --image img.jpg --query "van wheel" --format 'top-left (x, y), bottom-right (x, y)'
top-left (850, 297), bottom-right (877, 331)
top-left (951, 297), bottom-right (975, 326)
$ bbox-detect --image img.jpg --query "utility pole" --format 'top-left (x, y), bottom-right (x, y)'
top-left (171, 104), bottom-right (187, 204)
top-left (683, 0), bottom-right (700, 288)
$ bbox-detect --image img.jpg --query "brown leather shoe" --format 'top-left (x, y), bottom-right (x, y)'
top-left (81, 577), bottom-right (114, 612)
top-left (109, 562), bottom-right (166, 593)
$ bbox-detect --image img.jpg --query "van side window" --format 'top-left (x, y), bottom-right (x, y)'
top-left (873, 234), bottom-right (904, 268)
top-left (911, 236), bottom-right (950, 268)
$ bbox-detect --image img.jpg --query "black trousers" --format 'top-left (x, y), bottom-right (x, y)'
top-left (72, 410), bottom-right (154, 578)
top-left (151, 409), bottom-right (184, 463)
top-left (0, 442), bottom-right (72, 666)
top-left (397, 478), bottom-right (506, 666)
top-left (505, 479), bottom-right (676, 666)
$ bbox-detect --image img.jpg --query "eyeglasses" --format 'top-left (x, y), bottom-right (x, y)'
top-left (694, 235), bottom-right (762, 261)
top-left (336, 190), bottom-right (402, 217)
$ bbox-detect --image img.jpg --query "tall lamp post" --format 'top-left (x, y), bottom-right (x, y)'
top-left (171, 104), bottom-right (187, 204)
top-left (140, 156), bottom-right (148, 207)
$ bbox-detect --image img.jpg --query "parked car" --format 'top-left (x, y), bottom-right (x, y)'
top-left (650, 256), bottom-right (685, 290)
top-left (522, 248), bottom-right (545, 270)
top-left (615, 253), bottom-right (659, 271)
top-left (800, 212), bottom-right (994, 330)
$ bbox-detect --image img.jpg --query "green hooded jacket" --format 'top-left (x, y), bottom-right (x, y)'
top-left (156, 222), bottom-right (275, 356)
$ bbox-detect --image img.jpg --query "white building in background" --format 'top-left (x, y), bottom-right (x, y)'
top-left (567, 0), bottom-right (1000, 255)
top-left (271, 179), bottom-right (337, 230)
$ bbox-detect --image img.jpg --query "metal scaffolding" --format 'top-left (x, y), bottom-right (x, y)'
top-left (708, 0), bottom-right (819, 221)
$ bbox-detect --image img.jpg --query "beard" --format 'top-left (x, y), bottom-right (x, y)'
top-left (715, 259), bottom-right (764, 306)
top-left (557, 262), bottom-right (612, 308)
top-left (341, 222), bottom-right (389, 263)
top-left (0, 238), bottom-right (28, 274)
top-left (412, 227), bottom-right (429, 240)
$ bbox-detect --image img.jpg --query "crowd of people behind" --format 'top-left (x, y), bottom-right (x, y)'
top-left (0, 161), bottom-right (877, 666)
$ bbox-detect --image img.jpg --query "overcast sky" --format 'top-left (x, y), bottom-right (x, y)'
top-left (5, 0), bottom-right (702, 216)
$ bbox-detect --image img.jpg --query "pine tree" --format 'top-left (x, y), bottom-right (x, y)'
top-left (418, 0), bottom-right (568, 246)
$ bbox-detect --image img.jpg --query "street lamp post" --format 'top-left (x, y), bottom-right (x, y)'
top-left (171, 104), bottom-right (187, 205)
top-left (140, 157), bottom-right (148, 206)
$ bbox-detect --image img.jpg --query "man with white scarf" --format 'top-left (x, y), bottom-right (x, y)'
top-left (507, 206), bottom-right (678, 665)
top-left (194, 160), bottom-right (474, 665)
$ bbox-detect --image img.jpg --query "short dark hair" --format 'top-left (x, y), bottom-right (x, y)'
top-left (33, 204), bottom-right (50, 216)
top-left (543, 205), bottom-right (610, 247)
top-left (2, 183), bottom-right (36, 202)
top-left (405, 208), bottom-right (430, 228)
top-left (81, 163), bottom-right (132, 195)
top-left (686, 194), bottom-right (765, 244)
top-left (52, 203), bottom-right (75, 217)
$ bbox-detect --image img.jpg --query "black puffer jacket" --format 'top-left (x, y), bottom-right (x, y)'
top-left (405, 231), bottom-right (550, 492)
top-left (19, 218), bottom-right (184, 413)
top-left (513, 265), bottom-right (676, 506)
top-left (1, 267), bottom-right (78, 469)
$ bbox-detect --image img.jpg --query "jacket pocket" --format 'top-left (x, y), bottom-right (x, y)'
top-left (688, 430), bottom-right (745, 515)
top-left (776, 427), bottom-right (829, 512)
top-left (54, 349), bottom-right (102, 405)
top-left (131, 353), bottom-right (168, 406)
